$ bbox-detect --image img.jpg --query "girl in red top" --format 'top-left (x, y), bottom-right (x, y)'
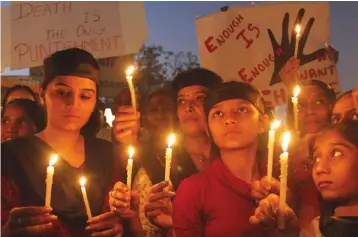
top-left (172, 81), bottom-right (270, 237)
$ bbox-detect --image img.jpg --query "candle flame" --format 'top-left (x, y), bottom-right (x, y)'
top-left (79, 177), bottom-right (87, 187)
top-left (295, 24), bottom-right (301, 36)
top-left (270, 120), bottom-right (281, 130)
top-left (128, 146), bottom-right (135, 159)
top-left (282, 131), bottom-right (291, 151)
top-left (49, 154), bottom-right (58, 166)
top-left (293, 86), bottom-right (300, 98)
top-left (125, 66), bottom-right (135, 77)
top-left (167, 134), bottom-right (175, 148)
top-left (104, 108), bottom-right (115, 127)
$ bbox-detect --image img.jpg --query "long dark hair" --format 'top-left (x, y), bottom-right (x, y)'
top-left (309, 120), bottom-right (358, 235)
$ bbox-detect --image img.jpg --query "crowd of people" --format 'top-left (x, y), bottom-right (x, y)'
top-left (1, 47), bottom-right (357, 237)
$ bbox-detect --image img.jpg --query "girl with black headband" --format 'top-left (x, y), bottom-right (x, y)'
top-left (1, 48), bottom-right (143, 237)
top-left (171, 81), bottom-right (271, 237)
top-left (109, 68), bottom-right (222, 235)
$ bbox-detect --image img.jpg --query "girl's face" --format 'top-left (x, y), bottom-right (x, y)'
top-left (332, 93), bottom-right (358, 124)
top-left (44, 76), bottom-right (97, 132)
top-left (1, 105), bottom-right (37, 142)
top-left (145, 94), bottom-right (175, 134)
top-left (312, 129), bottom-right (358, 202)
top-left (208, 99), bottom-right (265, 150)
top-left (298, 85), bottom-right (331, 134)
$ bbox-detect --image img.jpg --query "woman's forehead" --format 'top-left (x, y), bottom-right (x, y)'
top-left (50, 76), bottom-right (97, 90)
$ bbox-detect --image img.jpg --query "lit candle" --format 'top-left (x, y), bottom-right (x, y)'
top-left (278, 131), bottom-right (291, 230)
top-left (267, 120), bottom-right (281, 182)
top-left (104, 108), bottom-right (115, 127)
top-left (165, 134), bottom-right (176, 181)
top-left (291, 86), bottom-right (300, 131)
top-left (125, 65), bottom-right (137, 114)
top-left (294, 24), bottom-right (301, 58)
top-left (79, 177), bottom-right (92, 219)
top-left (45, 154), bottom-right (58, 207)
top-left (127, 146), bottom-right (134, 190)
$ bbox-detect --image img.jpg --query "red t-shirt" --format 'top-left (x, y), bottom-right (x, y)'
top-left (173, 158), bottom-right (269, 237)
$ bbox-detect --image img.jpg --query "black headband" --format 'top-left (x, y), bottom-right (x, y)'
top-left (172, 68), bottom-right (223, 96)
top-left (42, 48), bottom-right (99, 89)
top-left (204, 81), bottom-right (265, 117)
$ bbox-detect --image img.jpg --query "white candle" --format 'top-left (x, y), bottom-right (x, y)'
top-left (104, 108), bottom-right (115, 127)
top-left (291, 86), bottom-right (300, 131)
top-left (267, 121), bottom-right (281, 182)
top-left (294, 24), bottom-right (301, 58)
top-left (79, 177), bottom-right (92, 219)
top-left (125, 65), bottom-right (137, 114)
top-left (45, 154), bottom-right (58, 207)
top-left (278, 131), bottom-right (291, 230)
top-left (165, 134), bottom-right (176, 181)
top-left (127, 146), bottom-right (134, 190)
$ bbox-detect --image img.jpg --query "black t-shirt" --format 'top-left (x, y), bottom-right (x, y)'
top-left (1, 135), bottom-right (114, 229)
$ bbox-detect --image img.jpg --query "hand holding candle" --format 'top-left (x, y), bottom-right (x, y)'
top-left (278, 131), bottom-right (291, 230)
top-left (267, 120), bottom-right (281, 182)
top-left (125, 65), bottom-right (137, 114)
top-left (291, 86), bottom-right (300, 131)
top-left (127, 146), bottom-right (134, 190)
top-left (165, 134), bottom-right (176, 181)
top-left (294, 24), bottom-right (301, 58)
top-left (45, 154), bottom-right (58, 207)
top-left (80, 177), bottom-right (92, 219)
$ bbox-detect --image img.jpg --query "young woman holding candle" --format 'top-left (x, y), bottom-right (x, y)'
top-left (109, 87), bottom-right (177, 236)
top-left (250, 120), bottom-right (358, 237)
top-left (171, 81), bottom-right (271, 237)
top-left (1, 48), bottom-right (128, 237)
top-left (1, 99), bottom-right (45, 142)
top-left (110, 69), bottom-right (223, 236)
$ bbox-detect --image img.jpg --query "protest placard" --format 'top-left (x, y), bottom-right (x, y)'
top-left (196, 2), bottom-right (341, 107)
top-left (8, 1), bottom-right (147, 70)
top-left (1, 6), bottom-right (11, 71)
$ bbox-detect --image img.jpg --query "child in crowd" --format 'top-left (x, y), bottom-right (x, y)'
top-left (1, 99), bottom-right (45, 142)
top-left (250, 120), bottom-right (358, 237)
top-left (172, 81), bottom-right (270, 237)
top-left (331, 87), bottom-right (358, 124)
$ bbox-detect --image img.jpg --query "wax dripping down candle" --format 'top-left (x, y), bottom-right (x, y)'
top-left (291, 86), bottom-right (300, 131)
top-left (127, 146), bottom-right (134, 190)
top-left (45, 154), bottom-right (58, 207)
top-left (294, 24), bottom-right (301, 58)
top-left (79, 177), bottom-right (92, 219)
top-left (267, 120), bottom-right (281, 182)
top-left (165, 134), bottom-right (176, 181)
top-left (278, 131), bottom-right (291, 230)
top-left (125, 65), bottom-right (137, 114)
